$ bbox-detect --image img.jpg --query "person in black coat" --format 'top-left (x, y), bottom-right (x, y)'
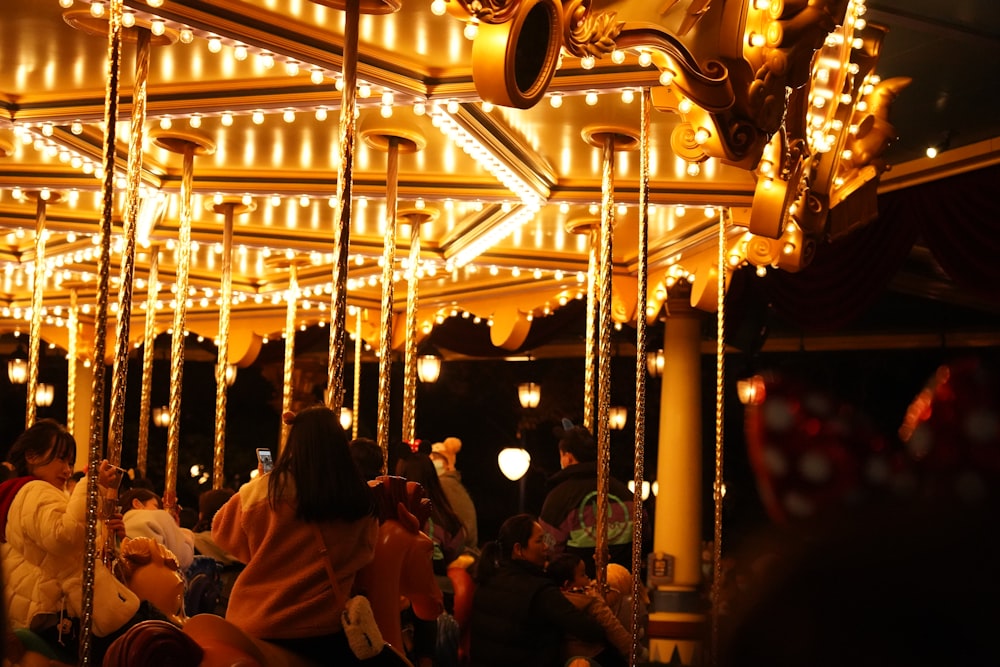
top-left (469, 513), bottom-right (607, 667)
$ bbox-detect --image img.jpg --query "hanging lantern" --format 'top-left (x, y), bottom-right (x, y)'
top-left (417, 353), bottom-right (442, 383)
top-left (608, 405), bottom-right (627, 430)
top-left (7, 341), bottom-right (28, 385)
top-left (34, 383), bottom-right (54, 407)
top-left (646, 349), bottom-right (664, 378)
top-left (152, 405), bottom-right (170, 428)
top-left (518, 381), bottom-right (541, 408)
top-left (498, 447), bottom-right (531, 481)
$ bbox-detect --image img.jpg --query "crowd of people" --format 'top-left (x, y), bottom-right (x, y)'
top-left (0, 412), bottom-right (647, 666)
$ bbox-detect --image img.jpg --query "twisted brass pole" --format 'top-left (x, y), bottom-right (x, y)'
top-left (164, 144), bottom-right (195, 511)
top-left (595, 133), bottom-right (615, 593)
top-left (325, 0), bottom-right (361, 412)
top-left (631, 88), bottom-right (651, 667)
top-left (107, 26), bottom-right (150, 467)
top-left (711, 209), bottom-right (727, 666)
top-left (352, 307), bottom-right (363, 440)
top-left (281, 263), bottom-right (299, 451)
top-left (583, 226), bottom-right (598, 432)
top-left (214, 202), bottom-right (235, 486)
top-left (401, 216), bottom-right (421, 445)
top-left (376, 136), bottom-right (400, 469)
top-left (81, 0), bottom-right (124, 660)
top-left (137, 246), bottom-right (159, 479)
top-left (67, 288), bottom-right (79, 436)
top-left (26, 195), bottom-right (47, 428)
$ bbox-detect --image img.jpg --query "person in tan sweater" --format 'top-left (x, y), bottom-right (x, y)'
top-left (547, 553), bottom-right (643, 667)
top-left (212, 406), bottom-right (378, 664)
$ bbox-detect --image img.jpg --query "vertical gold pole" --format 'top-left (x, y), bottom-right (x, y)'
top-left (26, 196), bottom-right (47, 428)
top-left (583, 226), bottom-right (598, 432)
top-left (67, 288), bottom-right (79, 436)
top-left (376, 137), bottom-right (400, 469)
top-left (281, 263), bottom-right (299, 451)
top-left (107, 27), bottom-right (150, 467)
top-left (353, 307), bottom-right (363, 440)
top-left (631, 88), bottom-right (651, 667)
top-left (82, 0), bottom-right (123, 660)
top-left (595, 134), bottom-right (615, 593)
top-left (401, 216), bottom-right (421, 444)
top-left (137, 246), bottom-right (159, 479)
top-left (214, 205), bottom-right (235, 487)
top-left (710, 209), bottom-right (727, 666)
top-left (164, 144), bottom-right (195, 511)
top-left (325, 0), bottom-right (361, 412)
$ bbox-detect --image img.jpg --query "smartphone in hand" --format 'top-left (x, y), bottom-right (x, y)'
top-left (256, 448), bottom-right (274, 473)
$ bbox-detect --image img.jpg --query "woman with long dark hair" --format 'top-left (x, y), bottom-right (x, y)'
top-left (213, 405), bottom-right (378, 663)
top-left (396, 453), bottom-right (467, 573)
top-left (469, 513), bottom-right (606, 667)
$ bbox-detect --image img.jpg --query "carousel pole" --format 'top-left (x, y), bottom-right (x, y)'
top-left (583, 224), bottom-right (598, 432)
top-left (352, 307), bottom-right (363, 440)
top-left (149, 129), bottom-right (216, 510)
top-left (631, 88), bottom-right (651, 667)
top-left (280, 260), bottom-right (301, 451)
top-left (107, 26), bottom-right (151, 467)
top-left (208, 198), bottom-right (251, 484)
top-left (376, 136), bottom-right (398, 466)
top-left (400, 210), bottom-right (434, 444)
top-left (582, 124), bottom-right (638, 593)
top-left (24, 190), bottom-right (58, 428)
top-left (360, 122), bottom-right (425, 465)
top-left (324, 0), bottom-right (360, 414)
top-left (137, 246), bottom-right (160, 479)
top-left (80, 0), bottom-right (124, 660)
top-left (67, 287), bottom-right (80, 436)
top-left (596, 132), bottom-right (615, 593)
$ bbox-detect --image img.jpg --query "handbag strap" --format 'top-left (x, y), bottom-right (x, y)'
top-left (311, 524), bottom-right (344, 600)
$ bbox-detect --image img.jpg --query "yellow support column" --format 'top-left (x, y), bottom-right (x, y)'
top-left (648, 283), bottom-right (706, 666)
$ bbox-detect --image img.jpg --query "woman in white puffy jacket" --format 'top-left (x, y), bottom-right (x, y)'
top-left (0, 419), bottom-right (163, 662)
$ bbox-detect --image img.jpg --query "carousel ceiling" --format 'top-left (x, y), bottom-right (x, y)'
top-left (0, 0), bottom-right (998, 366)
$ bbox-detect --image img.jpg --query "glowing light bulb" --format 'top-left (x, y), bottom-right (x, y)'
top-left (179, 28), bottom-right (194, 44)
top-left (549, 92), bottom-right (563, 108)
top-left (89, 1), bottom-right (104, 17)
top-left (189, 114), bottom-right (202, 128)
top-left (464, 20), bottom-right (478, 40)
top-left (59, 0), bottom-right (73, 7)
top-left (270, 195), bottom-right (281, 207)
top-left (481, 101), bottom-right (493, 113)
top-left (638, 51), bottom-right (652, 67)
top-left (430, 0), bottom-right (447, 16)
top-left (611, 49), bottom-right (625, 64)
top-left (122, 11), bottom-right (135, 27)
top-left (380, 104), bottom-right (392, 118)
top-left (659, 69), bottom-right (674, 86)
top-left (925, 146), bottom-right (938, 159)
top-left (150, 19), bottom-right (165, 36)
top-left (315, 107), bottom-right (328, 121)
top-left (413, 100), bottom-right (426, 116)
top-left (677, 97), bottom-right (693, 114)
top-left (686, 161), bottom-right (701, 176)
top-left (252, 110), bottom-right (265, 124)
top-left (310, 68), bottom-right (324, 84)
top-left (358, 82), bottom-right (371, 98)
top-left (694, 127), bottom-right (710, 144)
top-left (233, 44), bottom-right (248, 61)
top-left (585, 91), bottom-right (598, 106)
top-left (207, 37), bottom-right (222, 53)
top-left (447, 99), bottom-right (459, 113)
top-left (285, 60), bottom-right (300, 76)
top-left (581, 55), bottom-right (595, 70)
top-left (283, 109), bottom-right (295, 123)
top-left (220, 112), bottom-right (233, 126)
top-left (159, 117), bottom-right (172, 130)
top-left (299, 195), bottom-right (310, 207)
top-left (621, 88), bottom-right (635, 104)
top-left (146, 0), bottom-right (164, 7)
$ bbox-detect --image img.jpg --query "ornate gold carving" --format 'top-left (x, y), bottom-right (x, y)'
top-left (562, 0), bottom-right (624, 58)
